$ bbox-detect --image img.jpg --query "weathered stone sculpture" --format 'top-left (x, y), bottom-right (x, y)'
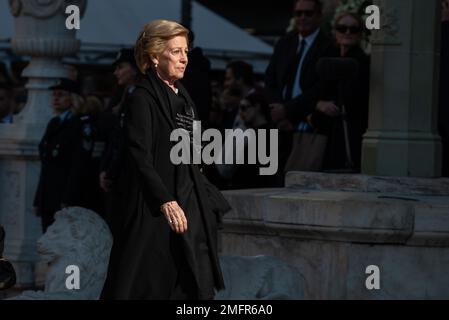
top-left (13, 207), bottom-right (112, 300)
top-left (1, 0), bottom-right (87, 288)
top-left (216, 255), bottom-right (305, 300)
top-left (11, 207), bottom-right (304, 300)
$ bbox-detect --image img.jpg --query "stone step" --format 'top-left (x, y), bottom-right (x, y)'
top-left (222, 188), bottom-right (449, 246)
top-left (285, 171), bottom-right (449, 196)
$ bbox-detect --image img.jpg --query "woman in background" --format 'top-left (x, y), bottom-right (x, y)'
top-left (310, 11), bottom-right (370, 172)
top-left (33, 78), bottom-right (91, 232)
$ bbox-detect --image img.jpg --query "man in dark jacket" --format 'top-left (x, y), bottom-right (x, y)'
top-left (265, 0), bottom-right (332, 181)
top-left (266, 0), bottom-right (332, 128)
top-left (33, 79), bottom-right (91, 232)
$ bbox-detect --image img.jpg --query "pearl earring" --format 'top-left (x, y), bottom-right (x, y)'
top-left (154, 63), bottom-right (158, 68)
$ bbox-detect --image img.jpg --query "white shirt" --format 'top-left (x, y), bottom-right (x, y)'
top-left (288, 28), bottom-right (321, 99)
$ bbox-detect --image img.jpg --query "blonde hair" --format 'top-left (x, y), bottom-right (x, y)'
top-left (71, 93), bottom-right (85, 115)
top-left (76, 95), bottom-right (104, 116)
top-left (334, 11), bottom-right (363, 30)
top-left (134, 19), bottom-right (189, 74)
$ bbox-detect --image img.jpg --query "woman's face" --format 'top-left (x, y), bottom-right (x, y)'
top-left (335, 15), bottom-right (362, 48)
top-left (153, 36), bottom-right (189, 83)
top-left (52, 90), bottom-right (72, 113)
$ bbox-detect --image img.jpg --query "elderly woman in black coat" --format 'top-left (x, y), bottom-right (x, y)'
top-left (310, 11), bottom-right (370, 172)
top-left (101, 20), bottom-right (230, 300)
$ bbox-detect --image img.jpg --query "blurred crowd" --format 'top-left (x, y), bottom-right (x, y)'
top-left (0, 83), bottom-right (26, 124)
top-left (0, 0), bottom-right (448, 232)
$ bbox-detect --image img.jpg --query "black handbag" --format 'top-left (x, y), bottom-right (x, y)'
top-left (284, 130), bottom-right (328, 173)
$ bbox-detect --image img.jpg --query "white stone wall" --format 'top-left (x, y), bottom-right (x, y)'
top-left (221, 177), bottom-right (449, 299)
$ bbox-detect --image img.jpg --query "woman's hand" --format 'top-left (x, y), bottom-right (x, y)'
top-left (316, 101), bottom-right (340, 117)
top-left (160, 201), bottom-right (188, 234)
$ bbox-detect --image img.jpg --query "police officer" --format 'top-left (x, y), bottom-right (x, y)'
top-left (33, 78), bottom-right (92, 232)
top-left (99, 48), bottom-right (140, 227)
top-left (73, 95), bottom-right (106, 216)
top-left (100, 48), bottom-right (140, 190)
top-left (106, 48), bottom-right (140, 115)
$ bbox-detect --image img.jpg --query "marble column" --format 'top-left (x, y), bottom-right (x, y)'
top-left (0, 0), bottom-right (86, 287)
top-left (361, 0), bottom-right (442, 177)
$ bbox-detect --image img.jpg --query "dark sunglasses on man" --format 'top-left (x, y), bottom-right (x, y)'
top-left (335, 25), bottom-right (363, 34)
top-left (294, 10), bottom-right (316, 18)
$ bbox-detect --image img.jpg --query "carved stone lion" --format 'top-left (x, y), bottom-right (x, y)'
top-left (216, 255), bottom-right (305, 300)
top-left (13, 207), bottom-right (112, 300)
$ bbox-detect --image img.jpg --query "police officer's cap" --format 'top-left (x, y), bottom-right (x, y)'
top-left (113, 48), bottom-right (137, 69)
top-left (49, 78), bottom-right (80, 95)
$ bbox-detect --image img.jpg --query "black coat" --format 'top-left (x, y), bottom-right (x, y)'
top-left (33, 112), bottom-right (92, 232)
top-left (311, 46), bottom-right (370, 171)
top-left (265, 29), bottom-right (333, 127)
top-left (439, 21), bottom-right (449, 176)
top-left (101, 70), bottom-right (230, 300)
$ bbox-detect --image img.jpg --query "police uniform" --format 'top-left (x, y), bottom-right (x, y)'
top-left (101, 48), bottom-right (138, 178)
top-left (98, 85), bottom-right (136, 229)
top-left (79, 111), bottom-right (111, 217)
top-left (100, 48), bottom-right (139, 227)
top-left (33, 79), bottom-right (92, 232)
top-left (101, 85), bottom-right (135, 179)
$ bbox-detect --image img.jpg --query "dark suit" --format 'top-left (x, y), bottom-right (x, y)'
top-left (34, 112), bottom-right (92, 232)
top-left (265, 29), bottom-right (332, 180)
top-left (265, 29), bottom-right (333, 127)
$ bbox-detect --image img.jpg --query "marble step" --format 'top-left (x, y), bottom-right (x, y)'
top-left (285, 171), bottom-right (449, 196)
top-left (221, 188), bottom-right (449, 247)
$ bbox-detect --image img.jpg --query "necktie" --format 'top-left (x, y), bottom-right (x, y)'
top-left (285, 39), bottom-right (307, 101)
